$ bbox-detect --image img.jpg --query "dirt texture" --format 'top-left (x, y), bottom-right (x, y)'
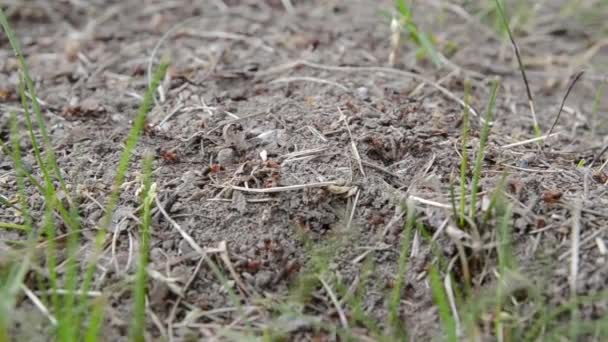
top-left (1, 0), bottom-right (607, 341)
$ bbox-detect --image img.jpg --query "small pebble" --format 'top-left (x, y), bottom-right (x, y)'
top-left (518, 152), bottom-right (536, 168)
top-left (254, 270), bottom-right (273, 288)
top-left (217, 148), bottom-right (235, 165)
top-left (178, 239), bottom-right (194, 255)
top-left (356, 86), bottom-right (369, 100)
top-left (111, 114), bottom-right (123, 122)
top-left (162, 239), bottom-right (173, 250)
top-left (242, 272), bottom-right (254, 284)
top-left (363, 120), bottom-right (377, 129)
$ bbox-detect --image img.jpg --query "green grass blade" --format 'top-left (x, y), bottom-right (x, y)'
top-left (130, 155), bottom-right (155, 342)
top-left (449, 174), bottom-right (459, 224)
top-left (100, 61), bottom-right (168, 233)
top-left (0, 8), bottom-right (69, 193)
top-left (77, 61), bottom-right (169, 335)
top-left (0, 114), bottom-right (37, 338)
top-left (492, 0), bottom-right (539, 137)
top-left (17, 75), bottom-right (77, 232)
top-left (58, 191), bottom-right (83, 341)
top-left (429, 265), bottom-right (458, 342)
top-left (591, 81), bottom-right (605, 136)
top-left (395, 0), bottom-right (441, 67)
top-left (388, 200), bottom-right (416, 340)
top-left (84, 296), bottom-right (107, 342)
top-left (469, 80), bottom-right (500, 222)
top-left (497, 198), bottom-right (513, 273)
top-left (459, 81), bottom-right (471, 227)
top-left (494, 187), bottom-right (513, 339)
top-left (348, 254), bottom-right (380, 337)
top-left (525, 290), bottom-right (608, 340)
top-left (42, 178), bottom-right (60, 335)
top-left (416, 31), bottom-right (442, 67)
top-left (0, 222), bottom-right (28, 231)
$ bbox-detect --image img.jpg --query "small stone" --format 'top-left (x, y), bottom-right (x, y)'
top-left (217, 148), bottom-right (235, 165)
top-left (111, 114), bottom-right (123, 122)
top-left (363, 120), bottom-right (377, 129)
top-left (356, 86), bottom-right (369, 100)
top-left (254, 270), bottom-right (273, 288)
top-left (260, 149), bottom-right (268, 162)
top-left (242, 272), bottom-right (254, 284)
top-left (179, 239), bottom-right (194, 255)
top-left (518, 152), bottom-right (536, 168)
top-left (162, 239), bottom-right (173, 250)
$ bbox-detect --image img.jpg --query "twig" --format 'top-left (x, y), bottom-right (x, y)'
top-left (501, 132), bottom-right (560, 149)
top-left (570, 199), bottom-right (581, 295)
top-left (147, 18), bottom-right (197, 104)
top-left (444, 261), bottom-right (462, 335)
top-left (223, 181), bottom-right (339, 194)
top-left (409, 195), bottom-right (451, 209)
top-left (599, 158), bottom-right (608, 174)
top-left (559, 225), bottom-right (608, 261)
top-left (361, 159), bottom-right (403, 182)
top-left (21, 284), bottom-right (57, 326)
top-left (180, 30), bottom-right (274, 53)
top-left (318, 276), bottom-right (349, 329)
top-left (34, 289), bottom-right (102, 297)
top-left (591, 144), bottom-right (608, 170)
top-left (147, 299), bottom-right (168, 339)
top-left (218, 241), bottom-right (254, 297)
top-left (338, 106), bottom-right (365, 177)
top-left (546, 71), bottom-right (585, 139)
top-left (156, 103), bottom-right (184, 127)
top-left (494, 0), bottom-right (539, 134)
top-left (388, 17), bottom-right (401, 67)
top-left (270, 77), bottom-right (349, 92)
top-left (155, 196), bottom-right (205, 255)
top-left (346, 189), bottom-right (361, 230)
top-left (351, 244), bottom-right (392, 264)
top-left (167, 256), bottom-right (206, 340)
top-left (281, 147), bottom-right (329, 161)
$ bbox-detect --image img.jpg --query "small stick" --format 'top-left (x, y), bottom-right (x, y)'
top-left (318, 276), bottom-right (349, 329)
top-left (156, 103), bottom-right (184, 127)
top-left (546, 71), bottom-right (585, 139)
top-left (590, 143), bottom-right (608, 170)
top-left (22, 284), bottom-right (57, 326)
top-left (270, 77), bottom-right (349, 92)
top-left (501, 132), bottom-right (560, 149)
top-left (559, 225), bottom-right (608, 261)
top-left (338, 106), bottom-right (366, 177)
top-left (388, 17), bottom-right (401, 67)
top-left (155, 196), bottom-right (205, 255)
top-left (409, 195), bottom-right (451, 209)
top-left (147, 301), bottom-right (168, 339)
top-left (167, 256), bottom-right (206, 339)
top-left (224, 181), bottom-right (339, 194)
top-left (35, 289), bottom-right (102, 297)
top-left (443, 264), bottom-right (462, 334)
top-left (218, 241), bottom-right (254, 298)
top-left (346, 189), bottom-right (361, 230)
top-left (569, 199), bottom-right (581, 295)
top-left (599, 158), bottom-right (608, 174)
top-left (494, 0), bottom-right (539, 135)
